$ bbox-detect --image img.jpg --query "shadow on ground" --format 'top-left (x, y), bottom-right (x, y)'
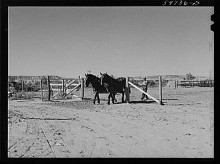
top-left (128, 100), bottom-right (156, 104)
top-left (162, 98), bottom-right (178, 100)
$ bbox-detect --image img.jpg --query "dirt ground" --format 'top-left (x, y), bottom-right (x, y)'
top-left (8, 87), bottom-right (214, 158)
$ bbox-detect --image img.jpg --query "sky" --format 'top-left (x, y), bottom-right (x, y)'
top-left (8, 7), bottom-right (214, 78)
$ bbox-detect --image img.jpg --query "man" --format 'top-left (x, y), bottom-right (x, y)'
top-left (140, 80), bottom-right (149, 100)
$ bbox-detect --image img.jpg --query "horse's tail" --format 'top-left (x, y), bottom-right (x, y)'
top-left (122, 78), bottom-right (127, 92)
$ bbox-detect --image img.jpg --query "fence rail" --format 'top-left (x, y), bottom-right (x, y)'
top-left (178, 80), bottom-right (214, 87)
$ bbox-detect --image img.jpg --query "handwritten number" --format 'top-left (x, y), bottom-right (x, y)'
top-left (162, 0), bottom-right (167, 5)
top-left (184, 1), bottom-right (188, 5)
top-left (192, 1), bottom-right (200, 5)
top-left (174, 0), bottom-right (178, 5)
top-left (163, 0), bottom-right (200, 6)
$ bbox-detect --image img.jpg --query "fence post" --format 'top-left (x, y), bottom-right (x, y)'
top-left (81, 78), bottom-right (84, 100)
top-left (40, 79), bottom-right (43, 101)
top-left (125, 76), bottom-right (130, 103)
top-left (159, 76), bottom-right (163, 105)
top-left (62, 79), bottom-right (65, 97)
top-left (21, 80), bottom-right (24, 92)
top-left (47, 76), bottom-right (51, 101)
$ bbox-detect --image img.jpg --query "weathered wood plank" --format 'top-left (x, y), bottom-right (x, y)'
top-left (159, 76), bottom-right (163, 105)
top-left (128, 81), bottom-right (160, 104)
top-left (65, 83), bottom-right (81, 96)
top-left (65, 79), bottom-right (77, 88)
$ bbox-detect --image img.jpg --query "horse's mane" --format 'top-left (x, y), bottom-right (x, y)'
top-left (103, 73), bottom-right (125, 81)
top-left (87, 73), bottom-right (97, 78)
top-left (86, 74), bottom-right (100, 81)
top-left (117, 77), bottom-right (125, 81)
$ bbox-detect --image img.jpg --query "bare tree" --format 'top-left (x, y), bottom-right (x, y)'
top-left (186, 72), bottom-right (196, 80)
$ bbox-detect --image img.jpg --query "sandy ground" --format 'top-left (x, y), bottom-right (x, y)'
top-left (8, 87), bottom-right (214, 158)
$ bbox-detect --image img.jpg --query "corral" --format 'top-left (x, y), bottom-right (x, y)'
top-left (8, 76), bottom-right (214, 158)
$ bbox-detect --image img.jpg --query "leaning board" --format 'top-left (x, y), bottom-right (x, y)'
top-left (128, 81), bottom-right (160, 104)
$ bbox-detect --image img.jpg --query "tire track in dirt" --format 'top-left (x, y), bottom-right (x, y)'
top-left (8, 114), bottom-right (55, 158)
top-left (8, 120), bottom-right (40, 157)
top-left (37, 120), bottom-right (72, 158)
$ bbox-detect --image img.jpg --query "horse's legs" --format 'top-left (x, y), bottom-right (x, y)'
top-left (97, 92), bottom-right (100, 104)
top-left (93, 94), bottom-right (96, 104)
top-left (114, 94), bottom-right (117, 103)
top-left (107, 93), bottom-right (111, 105)
top-left (121, 92), bottom-right (125, 103)
top-left (93, 92), bottom-right (97, 104)
top-left (111, 93), bottom-right (115, 104)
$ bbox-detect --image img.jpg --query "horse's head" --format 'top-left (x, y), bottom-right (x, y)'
top-left (85, 73), bottom-right (101, 88)
top-left (85, 73), bottom-right (91, 87)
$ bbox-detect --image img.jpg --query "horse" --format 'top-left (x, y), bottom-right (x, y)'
top-left (100, 72), bottom-right (126, 104)
top-left (85, 73), bottom-right (116, 104)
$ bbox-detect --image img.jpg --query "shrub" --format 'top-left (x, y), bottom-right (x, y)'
top-left (186, 72), bottom-right (196, 80)
top-left (14, 92), bottom-right (24, 99)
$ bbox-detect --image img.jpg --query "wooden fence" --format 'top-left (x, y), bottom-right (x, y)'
top-left (177, 80), bottom-right (214, 87)
top-left (42, 76), bottom-right (84, 101)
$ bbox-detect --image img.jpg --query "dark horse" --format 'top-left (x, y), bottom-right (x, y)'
top-left (85, 73), bottom-right (116, 104)
top-left (100, 72), bottom-right (126, 104)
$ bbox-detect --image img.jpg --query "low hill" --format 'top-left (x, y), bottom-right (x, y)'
top-left (131, 75), bottom-right (209, 81)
